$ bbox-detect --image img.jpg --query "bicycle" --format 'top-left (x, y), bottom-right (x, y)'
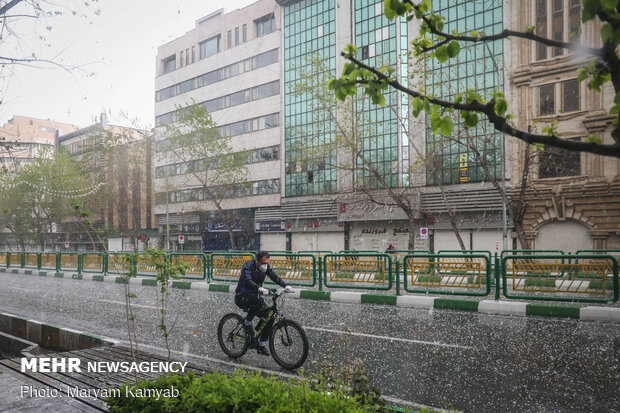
top-left (217, 289), bottom-right (309, 370)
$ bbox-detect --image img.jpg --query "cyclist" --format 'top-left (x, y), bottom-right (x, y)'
top-left (235, 251), bottom-right (292, 356)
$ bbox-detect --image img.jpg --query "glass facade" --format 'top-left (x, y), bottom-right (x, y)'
top-left (354, 0), bottom-right (400, 189)
top-left (283, 0), bottom-right (337, 197)
top-left (425, 0), bottom-right (504, 185)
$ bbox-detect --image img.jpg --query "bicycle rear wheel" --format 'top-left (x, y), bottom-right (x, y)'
top-left (269, 319), bottom-right (309, 370)
top-left (217, 313), bottom-right (250, 359)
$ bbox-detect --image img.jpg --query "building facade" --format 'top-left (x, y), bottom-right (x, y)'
top-left (57, 114), bottom-right (157, 251)
top-left (508, 0), bottom-right (620, 251)
top-left (154, 1), bottom-right (282, 251)
top-left (0, 115), bottom-right (77, 170)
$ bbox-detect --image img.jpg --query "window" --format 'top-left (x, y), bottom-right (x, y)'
top-left (536, 0), bottom-right (581, 60)
top-left (569, 0), bottom-right (581, 40)
top-left (552, 0), bottom-right (563, 56)
top-left (235, 27), bottom-right (239, 45)
top-left (539, 84), bottom-right (555, 115)
top-left (199, 35), bottom-right (220, 59)
top-left (539, 138), bottom-right (581, 178)
top-left (191, 46), bottom-right (195, 63)
top-left (162, 55), bottom-right (176, 74)
top-left (177, 78), bottom-right (195, 95)
top-left (156, 85), bottom-right (175, 101)
top-left (227, 30), bottom-right (232, 48)
top-left (563, 79), bottom-right (579, 112)
top-left (243, 24), bottom-right (247, 42)
top-left (265, 113), bottom-right (279, 128)
top-left (185, 48), bottom-right (189, 65)
top-left (256, 49), bottom-right (278, 67)
top-left (179, 50), bottom-right (184, 67)
top-left (256, 14), bottom-right (276, 37)
top-left (536, 0), bottom-right (547, 60)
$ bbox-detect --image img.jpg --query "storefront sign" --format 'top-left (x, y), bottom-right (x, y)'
top-left (207, 220), bottom-right (242, 232)
top-left (338, 200), bottom-right (409, 221)
top-left (255, 220), bottom-right (286, 232)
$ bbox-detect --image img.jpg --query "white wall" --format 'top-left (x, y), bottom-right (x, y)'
top-left (535, 221), bottom-right (593, 253)
top-left (292, 232), bottom-right (343, 253)
top-left (434, 229), bottom-right (503, 253)
top-left (260, 233), bottom-right (286, 251)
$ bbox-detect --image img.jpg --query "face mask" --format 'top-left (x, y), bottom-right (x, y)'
top-left (259, 264), bottom-right (268, 273)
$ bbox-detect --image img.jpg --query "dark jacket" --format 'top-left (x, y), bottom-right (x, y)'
top-left (235, 259), bottom-right (287, 296)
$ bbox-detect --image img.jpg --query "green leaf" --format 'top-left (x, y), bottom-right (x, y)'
top-left (462, 111), bottom-right (478, 128)
top-left (576, 68), bottom-right (588, 82)
top-left (582, 0), bottom-right (600, 22)
top-left (525, 26), bottom-right (535, 34)
top-left (494, 98), bottom-right (508, 116)
top-left (435, 45), bottom-right (449, 62)
top-left (587, 134), bottom-right (602, 144)
top-left (601, 23), bottom-right (612, 43)
top-left (440, 116), bottom-right (454, 136)
top-left (600, 0), bottom-right (619, 11)
top-left (446, 41), bottom-right (460, 58)
top-left (412, 97), bottom-right (422, 116)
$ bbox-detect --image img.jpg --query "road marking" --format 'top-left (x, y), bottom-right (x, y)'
top-left (98, 299), bottom-right (159, 310)
top-left (304, 326), bottom-right (474, 350)
top-left (8, 286), bottom-right (38, 293)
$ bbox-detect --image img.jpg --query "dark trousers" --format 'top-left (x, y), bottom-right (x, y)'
top-left (235, 293), bottom-right (274, 341)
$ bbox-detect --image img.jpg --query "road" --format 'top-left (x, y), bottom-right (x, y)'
top-left (0, 272), bottom-right (618, 412)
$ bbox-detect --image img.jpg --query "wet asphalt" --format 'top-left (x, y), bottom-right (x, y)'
top-left (0, 272), bottom-right (618, 412)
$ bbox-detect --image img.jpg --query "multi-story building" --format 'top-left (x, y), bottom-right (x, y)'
top-left (0, 115), bottom-right (77, 169)
top-left (508, 0), bottom-right (620, 251)
top-left (57, 114), bottom-right (157, 251)
top-left (154, 1), bottom-right (282, 251)
top-left (154, 0), bottom-right (617, 253)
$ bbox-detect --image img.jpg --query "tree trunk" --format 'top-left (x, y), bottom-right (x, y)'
top-left (515, 220), bottom-right (530, 250)
top-left (407, 213), bottom-right (417, 249)
top-left (435, 178), bottom-right (467, 250)
top-left (225, 221), bottom-right (237, 250)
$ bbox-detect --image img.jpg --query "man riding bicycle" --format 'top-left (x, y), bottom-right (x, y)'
top-left (235, 251), bottom-right (292, 356)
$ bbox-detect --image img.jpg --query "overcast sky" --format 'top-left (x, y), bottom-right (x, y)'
top-left (0, 0), bottom-right (257, 129)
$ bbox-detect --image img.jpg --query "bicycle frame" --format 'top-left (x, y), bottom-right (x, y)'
top-left (253, 294), bottom-right (285, 340)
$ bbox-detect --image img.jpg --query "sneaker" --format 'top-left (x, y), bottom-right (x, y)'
top-left (256, 345), bottom-right (270, 357)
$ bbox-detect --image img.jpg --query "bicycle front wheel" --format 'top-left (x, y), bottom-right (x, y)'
top-left (217, 313), bottom-right (250, 359)
top-left (269, 319), bottom-right (309, 370)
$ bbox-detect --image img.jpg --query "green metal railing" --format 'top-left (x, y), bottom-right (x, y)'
top-left (41, 252), bottom-right (60, 271)
top-left (169, 252), bottom-right (207, 280)
top-left (58, 252), bottom-right (79, 272)
top-left (402, 253), bottom-right (492, 296)
top-left (210, 252), bottom-right (254, 283)
top-left (501, 253), bottom-right (618, 303)
top-left (81, 252), bottom-right (106, 273)
top-left (106, 252), bottom-right (136, 276)
top-left (323, 253), bottom-right (393, 291)
top-left (263, 253), bottom-right (317, 288)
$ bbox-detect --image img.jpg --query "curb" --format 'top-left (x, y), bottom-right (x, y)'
top-left (2, 267), bottom-right (619, 324)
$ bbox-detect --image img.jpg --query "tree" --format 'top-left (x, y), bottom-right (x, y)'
top-left (159, 104), bottom-right (249, 250)
top-left (0, 147), bottom-right (90, 250)
top-left (290, 54), bottom-right (466, 249)
top-left (329, 0), bottom-right (620, 158)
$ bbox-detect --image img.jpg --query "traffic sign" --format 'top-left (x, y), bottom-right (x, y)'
top-left (419, 227), bottom-right (429, 240)
top-left (178, 235), bottom-right (185, 244)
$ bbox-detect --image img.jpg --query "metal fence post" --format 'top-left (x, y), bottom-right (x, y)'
top-left (494, 252), bottom-right (500, 300)
top-left (317, 256), bottom-right (323, 291)
top-left (396, 258), bottom-right (400, 295)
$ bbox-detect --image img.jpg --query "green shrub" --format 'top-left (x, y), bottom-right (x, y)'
top-left (105, 370), bottom-right (399, 412)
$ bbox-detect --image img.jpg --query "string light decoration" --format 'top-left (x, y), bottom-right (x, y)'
top-left (1, 180), bottom-right (106, 198)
